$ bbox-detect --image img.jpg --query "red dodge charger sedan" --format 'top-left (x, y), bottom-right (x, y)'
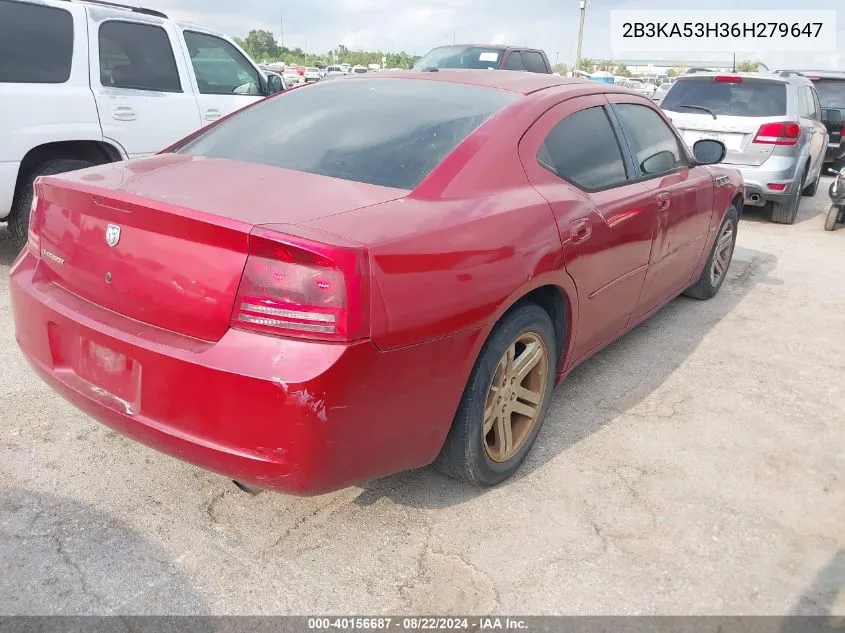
top-left (10, 71), bottom-right (743, 495)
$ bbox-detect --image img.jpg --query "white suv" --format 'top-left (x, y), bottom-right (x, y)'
top-left (0, 0), bottom-right (283, 251)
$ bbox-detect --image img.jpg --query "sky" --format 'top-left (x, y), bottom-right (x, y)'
top-left (144, 0), bottom-right (843, 70)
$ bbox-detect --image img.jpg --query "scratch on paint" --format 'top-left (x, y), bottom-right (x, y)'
top-left (89, 385), bottom-right (136, 416)
top-left (293, 388), bottom-right (328, 422)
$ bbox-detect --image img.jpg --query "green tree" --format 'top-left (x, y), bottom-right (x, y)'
top-left (596, 58), bottom-right (614, 71)
top-left (553, 63), bottom-right (569, 75)
top-left (613, 64), bottom-right (631, 77)
top-left (241, 29), bottom-right (280, 60)
top-left (666, 68), bottom-right (677, 77)
top-left (736, 60), bottom-right (760, 72)
top-left (577, 58), bottom-right (595, 73)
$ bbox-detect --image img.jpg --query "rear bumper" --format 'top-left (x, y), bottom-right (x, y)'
top-left (733, 155), bottom-right (803, 206)
top-left (10, 253), bottom-right (478, 495)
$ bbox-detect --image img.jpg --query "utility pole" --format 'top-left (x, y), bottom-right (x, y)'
top-left (453, 30), bottom-right (456, 45)
top-left (280, 8), bottom-right (284, 49)
top-left (574, 0), bottom-right (586, 73)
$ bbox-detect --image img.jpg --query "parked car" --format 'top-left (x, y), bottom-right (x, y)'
top-left (800, 71), bottom-right (845, 170)
top-left (11, 71), bottom-right (742, 495)
top-left (349, 65), bottom-right (368, 75)
top-left (0, 0), bottom-right (282, 252)
top-left (325, 65), bottom-right (345, 77)
top-left (661, 71), bottom-right (828, 224)
top-left (282, 67), bottom-right (301, 85)
top-left (412, 44), bottom-right (552, 74)
top-left (652, 82), bottom-right (674, 103)
top-left (623, 80), bottom-right (650, 96)
top-left (304, 67), bottom-right (321, 82)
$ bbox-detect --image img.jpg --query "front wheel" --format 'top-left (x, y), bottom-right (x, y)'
top-left (684, 206), bottom-right (739, 300)
top-left (825, 204), bottom-right (841, 232)
top-left (435, 303), bottom-right (557, 486)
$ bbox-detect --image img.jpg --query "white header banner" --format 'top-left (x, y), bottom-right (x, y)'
top-left (610, 10), bottom-right (837, 54)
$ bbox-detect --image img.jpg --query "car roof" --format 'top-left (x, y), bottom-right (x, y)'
top-left (788, 70), bottom-right (845, 80)
top-left (427, 44), bottom-right (544, 53)
top-left (674, 71), bottom-right (790, 82)
top-left (361, 70), bottom-right (604, 95)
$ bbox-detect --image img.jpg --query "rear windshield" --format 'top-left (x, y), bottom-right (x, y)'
top-left (812, 79), bottom-right (845, 108)
top-left (176, 77), bottom-right (518, 190)
top-left (413, 46), bottom-right (505, 70)
top-left (661, 77), bottom-right (787, 117)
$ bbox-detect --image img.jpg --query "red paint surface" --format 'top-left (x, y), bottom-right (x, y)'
top-left (10, 72), bottom-right (743, 494)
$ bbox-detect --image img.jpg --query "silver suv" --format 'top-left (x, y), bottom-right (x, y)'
top-left (661, 71), bottom-right (828, 224)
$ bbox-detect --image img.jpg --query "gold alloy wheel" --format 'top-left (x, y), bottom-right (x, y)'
top-left (710, 220), bottom-right (735, 287)
top-left (483, 332), bottom-right (549, 463)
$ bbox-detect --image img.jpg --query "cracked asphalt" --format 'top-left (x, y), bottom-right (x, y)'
top-left (1, 182), bottom-right (844, 615)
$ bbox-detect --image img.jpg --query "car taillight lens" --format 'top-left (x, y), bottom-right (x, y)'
top-left (231, 227), bottom-right (369, 342)
top-left (753, 122), bottom-right (801, 145)
top-left (27, 193), bottom-right (42, 257)
top-left (714, 75), bottom-right (742, 83)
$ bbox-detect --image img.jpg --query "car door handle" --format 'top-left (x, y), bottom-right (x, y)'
top-left (569, 219), bottom-right (592, 244)
top-left (111, 105), bottom-right (136, 121)
top-left (204, 108), bottom-right (222, 121)
top-left (656, 192), bottom-right (671, 212)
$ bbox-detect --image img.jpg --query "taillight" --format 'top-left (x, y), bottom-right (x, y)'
top-left (753, 122), bottom-right (801, 145)
top-left (27, 192), bottom-right (42, 257)
top-left (714, 75), bottom-right (742, 83)
top-left (231, 227), bottom-right (369, 342)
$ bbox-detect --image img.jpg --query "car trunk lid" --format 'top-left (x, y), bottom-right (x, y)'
top-left (33, 155), bottom-right (406, 341)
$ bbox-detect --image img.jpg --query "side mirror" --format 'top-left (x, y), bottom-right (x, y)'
top-left (266, 74), bottom-right (284, 95)
top-left (692, 139), bottom-right (727, 165)
top-left (822, 109), bottom-right (842, 124)
top-left (641, 149), bottom-right (677, 174)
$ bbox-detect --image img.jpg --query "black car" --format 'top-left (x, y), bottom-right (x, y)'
top-left (412, 44), bottom-right (552, 74)
top-left (788, 71), bottom-right (845, 169)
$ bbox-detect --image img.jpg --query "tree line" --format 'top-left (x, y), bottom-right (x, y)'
top-left (234, 29), bottom-right (419, 69)
top-left (233, 29), bottom-right (763, 77)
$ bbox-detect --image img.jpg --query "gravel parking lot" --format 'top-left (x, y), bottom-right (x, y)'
top-left (1, 184), bottom-right (843, 616)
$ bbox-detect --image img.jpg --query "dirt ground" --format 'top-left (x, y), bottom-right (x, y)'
top-left (1, 184), bottom-right (843, 615)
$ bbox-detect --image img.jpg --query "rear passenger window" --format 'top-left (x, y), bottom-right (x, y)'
top-left (503, 52), bottom-right (525, 71)
top-left (522, 51), bottom-right (548, 74)
top-left (99, 21), bottom-right (181, 92)
top-left (0, 0), bottom-right (73, 84)
top-left (614, 103), bottom-right (685, 176)
top-left (538, 107), bottom-right (628, 190)
top-left (797, 87), bottom-right (815, 119)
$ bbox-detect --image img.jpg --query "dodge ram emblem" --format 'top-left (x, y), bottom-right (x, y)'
top-left (105, 224), bottom-right (121, 247)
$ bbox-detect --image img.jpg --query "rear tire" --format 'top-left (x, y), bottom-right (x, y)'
top-left (825, 204), bottom-right (841, 232)
top-left (684, 206), bottom-right (738, 300)
top-left (771, 187), bottom-right (800, 225)
top-left (435, 303), bottom-right (556, 487)
top-left (7, 159), bottom-right (93, 252)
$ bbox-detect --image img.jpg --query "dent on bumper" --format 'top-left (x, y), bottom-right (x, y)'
top-left (10, 254), bottom-right (481, 495)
